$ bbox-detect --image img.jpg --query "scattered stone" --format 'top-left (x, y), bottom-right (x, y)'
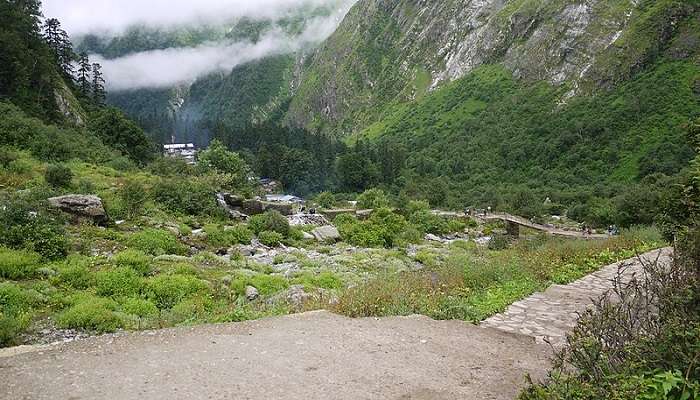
top-left (302, 232), bottom-right (315, 241)
top-left (288, 213), bottom-right (330, 226)
top-left (48, 195), bottom-right (108, 225)
top-left (474, 236), bottom-right (492, 246)
top-left (245, 286), bottom-right (259, 301)
top-left (285, 285), bottom-right (313, 308)
top-left (221, 276), bottom-right (233, 286)
top-left (191, 229), bottom-right (205, 237)
top-left (36, 267), bottom-right (56, 277)
top-left (312, 226), bottom-right (341, 243)
top-left (115, 220), bottom-right (126, 225)
top-left (271, 263), bottom-right (300, 278)
top-left (425, 234), bottom-right (443, 243)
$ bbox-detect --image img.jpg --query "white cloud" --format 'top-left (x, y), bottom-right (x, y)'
top-left (43, 0), bottom-right (352, 36)
top-left (93, 14), bottom-right (346, 91)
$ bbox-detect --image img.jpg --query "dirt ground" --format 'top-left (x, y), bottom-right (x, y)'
top-left (0, 311), bottom-right (550, 400)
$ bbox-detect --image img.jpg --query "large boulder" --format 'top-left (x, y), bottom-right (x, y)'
top-left (311, 226), bottom-right (341, 243)
top-left (48, 195), bottom-right (108, 225)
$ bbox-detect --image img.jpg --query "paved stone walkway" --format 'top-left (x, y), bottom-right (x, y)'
top-left (480, 248), bottom-right (672, 346)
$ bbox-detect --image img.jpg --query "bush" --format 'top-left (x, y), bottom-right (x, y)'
top-left (153, 179), bottom-right (218, 216)
top-left (54, 262), bottom-right (94, 289)
top-left (258, 231), bottom-right (284, 247)
top-left (127, 229), bottom-right (185, 256)
top-left (0, 282), bottom-right (35, 347)
top-left (119, 180), bottom-right (148, 219)
top-left (409, 209), bottom-right (449, 235)
top-left (357, 188), bottom-right (390, 210)
top-left (336, 208), bottom-right (410, 248)
top-left (488, 234), bottom-right (511, 251)
top-left (248, 211), bottom-right (290, 237)
top-left (197, 139), bottom-right (249, 188)
top-left (0, 282), bottom-right (35, 316)
top-left (57, 296), bottom-right (123, 333)
top-left (44, 164), bottom-right (73, 188)
top-left (120, 297), bottom-right (158, 318)
top-left (146, 274), bottom-right (209, 309)
top-left (94, 268), bottom-right (144, 298)
top-left (0, 247), bottom-right (41, 279)
top-left (293, 271), bottom-right (343, 290)
top-left (113, 250), bottom-right (152, 275)
top-left (204, 224), bottom-right (252, 247)
top-left (169, 296), bottom-right (214, 324)
top-left (315, 192), bottom-right (336, 209)
top-left (0, 199), bottom-right (68, 260)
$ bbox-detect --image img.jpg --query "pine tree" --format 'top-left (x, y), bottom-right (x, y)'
top-left (43, 18), bottom-right (61, 53)
top-left (77, 52), bottom-right (92, 95)
top-left (58, 29), bottom-right (75, 79)
top-left (91, 63), bottom-right (106, 105)
top-left (43, 18), bottom-right (74, 78)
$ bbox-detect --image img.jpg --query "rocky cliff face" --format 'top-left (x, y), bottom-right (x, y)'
top-left (286, 0), bottom-right (698, 136)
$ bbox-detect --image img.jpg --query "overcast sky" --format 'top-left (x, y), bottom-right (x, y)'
top-left (42, 0), bottom-right (356, 91)
top-left (43, 0), bottom-right (351, 36)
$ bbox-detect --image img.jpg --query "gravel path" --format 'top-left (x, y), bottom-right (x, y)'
top-left (481, 248), bottom-right (672, 346)
top-left (0, 312), bottom-right (549, 400)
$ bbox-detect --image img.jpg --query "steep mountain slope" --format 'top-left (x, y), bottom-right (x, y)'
top-left (286, 0), bottom-right (699, 136)
top-left (78, 2), bottom-right (352, 144)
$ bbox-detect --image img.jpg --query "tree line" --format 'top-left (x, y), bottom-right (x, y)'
top-left (42, 17), bottom-right (105, 105)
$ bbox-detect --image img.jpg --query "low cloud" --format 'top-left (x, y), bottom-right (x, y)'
top-left (43, 0), bottom-right (352, 36)
top-left (94, 14), bottom-right (346, 91)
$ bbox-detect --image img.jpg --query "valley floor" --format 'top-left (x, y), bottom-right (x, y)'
top-left (0, 249), bottom-right (669, 400)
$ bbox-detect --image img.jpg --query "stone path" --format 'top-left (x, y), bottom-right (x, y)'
top-left (480, 248), bottom-right (672, 346)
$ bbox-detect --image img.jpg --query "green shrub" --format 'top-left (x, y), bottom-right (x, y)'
top-left (0, 282), bottom-right (35, 316)
top-left (153, 179), bottom-right (218, 216)
top-left (120, 297), bottom-right (158, 318)
top-left (113, 250), bottom-right (152, 275)
top-left (248, 210), bottom-right (290, 236)
top-left (119, 180), bottom-right (148, 219)
top-left (44, 164), bottom-right (73, 188)
top-left (169, 296), bottom-right (214, 324)
top-left (54, 258), bottom-right (94, 289)
top-left (338, 208), bottom-right (410, 248)
top-left (0, 314), bottom-right (30, 348)
top-left (258, 231), bottom-right (283, 247)
top-left (0, 282), bottom-right (35, 347)
top-left (204, 224), bottom-right (252, 247)
top-left (315, 192), bottom-right (336, 209)
top-left (127, 229), bottom-right (185, 256)
top-left (249, 274), bottom-right (289, 296)
top-left (409, 209), bottom-right (448, 235)
top-left (488, 234), bottom-right (511, 250)
top-left (57, 296), bottom-right (123, 333)
top-left (293, 271), bottom-right (343, 290)
top-left (357, 188), bottom-right (390, 209)
top-left (94, 268), bottom-right (143, 298)
top-left (0, 199), bottom-right (68, 260)
top-left (146, 274), bottom-right (209, 309)
top-left (0, 247), bottom-right (41, 279)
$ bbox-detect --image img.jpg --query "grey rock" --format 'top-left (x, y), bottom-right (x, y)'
top-left (302, 232), bottom-right (316, 241)
top-left (311, 226), bottom-right (341, 243)
top-left (271, 262), bottom-right (300, 278)
top-left (48, 195), bottom-right (107, 224)
top-left (285, 285), bottom-right (312, 308)
top-left (245, 286), bottom-right (260, 301)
